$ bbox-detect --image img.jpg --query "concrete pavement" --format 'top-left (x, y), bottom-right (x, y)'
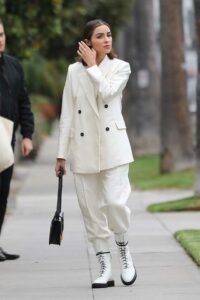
top-left (0, 128), bottom-right (200, 300)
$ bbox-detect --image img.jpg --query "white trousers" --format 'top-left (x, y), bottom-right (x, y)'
top-left (73, 164), bottom-right (131, 252)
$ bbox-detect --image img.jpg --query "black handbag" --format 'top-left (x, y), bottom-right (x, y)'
top-left (49, 172), bottom-right (64, 245)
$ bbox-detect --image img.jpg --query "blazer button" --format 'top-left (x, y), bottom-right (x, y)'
top-left (78, 110), bottom-right (81, 114)
top-left (80, 132), bottom-right (84, 137)
top-left (104, 104), bottom-right (108, 108)
top-left (105, 127), bottom-right (110, 131)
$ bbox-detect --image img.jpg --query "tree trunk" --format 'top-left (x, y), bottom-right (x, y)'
top-left (193, 0), bottom-right (200, 194)
top-left (119, 0), bottom-right (160, 155)
top-left (160, 0), bottom-right (194, 173)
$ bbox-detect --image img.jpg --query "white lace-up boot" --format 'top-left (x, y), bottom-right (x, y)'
top-left (115, 233), bottom-right (137, 286)
top-left (92, 251), bottom-right (115, 288)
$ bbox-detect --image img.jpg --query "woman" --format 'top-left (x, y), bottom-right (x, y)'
top-left (55, 19), bottom-right (137, 288)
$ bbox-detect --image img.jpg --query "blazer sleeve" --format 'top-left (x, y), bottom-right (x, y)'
top-left (57, 65), bottom-right (74, 160)
top-left (17, 62), bottom-right (34, 139)
top-left (86, 61), bottom-right (131, 102)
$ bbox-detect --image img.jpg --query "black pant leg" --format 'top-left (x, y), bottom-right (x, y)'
top-left (0, 165), bottom-right (14, 235)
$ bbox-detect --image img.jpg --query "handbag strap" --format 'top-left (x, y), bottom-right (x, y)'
top-left (56, 171), bottom-right (63, 213)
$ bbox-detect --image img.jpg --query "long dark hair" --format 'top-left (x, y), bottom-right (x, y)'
top-left (78, 19), bottom-right (117, 66)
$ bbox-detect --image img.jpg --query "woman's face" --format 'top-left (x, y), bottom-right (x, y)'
top-left (88, 24), bottom-right (112, 56)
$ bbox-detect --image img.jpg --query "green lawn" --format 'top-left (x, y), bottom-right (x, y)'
top-left (129, 155), bottom-right (194, 190)
top-left (129, 155), bottom-right (200, 267)
top-left (147, 196), bottom-right (200, 212)
top-left (175, 230), bottom-right (200, 266)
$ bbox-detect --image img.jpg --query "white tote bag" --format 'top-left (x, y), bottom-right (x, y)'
top-left (0, 116), bottom-right (14, 172)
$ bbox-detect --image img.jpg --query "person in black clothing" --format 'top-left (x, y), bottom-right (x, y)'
top-left (0, 19), bottom-right (34, 261)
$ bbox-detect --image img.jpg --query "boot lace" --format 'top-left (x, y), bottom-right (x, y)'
top-left (117, 242), bottom-right (129, 269)
top-left (97, 252), bottom-right (107, 276)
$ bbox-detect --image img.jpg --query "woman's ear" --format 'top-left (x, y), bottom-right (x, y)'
top-left (84, 39), bottom-right (92, 47)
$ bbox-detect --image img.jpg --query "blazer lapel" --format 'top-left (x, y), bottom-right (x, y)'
top-left (78, 67), bottom-right (99, 118)
top-left (77, 56), bottom-right (115, 117)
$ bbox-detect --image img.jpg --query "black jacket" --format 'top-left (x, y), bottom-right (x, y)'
top-left (0, 53), bottom-right (34, 140)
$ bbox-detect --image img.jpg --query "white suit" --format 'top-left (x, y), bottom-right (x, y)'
top-left (57, 55), bottom-right (133, 252)
top-left (57, 55), bottom-right (133, 173)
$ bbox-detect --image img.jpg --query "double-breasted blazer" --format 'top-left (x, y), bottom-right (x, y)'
top-left (57, 55), bottom-right (134, 173)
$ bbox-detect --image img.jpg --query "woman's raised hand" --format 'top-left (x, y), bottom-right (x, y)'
top-left (77, 41), bottom-right (96, 67)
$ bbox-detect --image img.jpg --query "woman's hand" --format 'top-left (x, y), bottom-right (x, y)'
top-left (55, 158), bottom-right (66, 177)
top-left (77, 41), bottom-right (96, 67)
top-left (21, 138), bottom-right (33, 157)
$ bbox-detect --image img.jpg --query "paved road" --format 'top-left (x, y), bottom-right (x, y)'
top-left (0, 128), bottom-right (200, 300)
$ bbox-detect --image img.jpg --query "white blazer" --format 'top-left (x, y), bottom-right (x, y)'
top-left (57, 55), bottom-right (134, 173)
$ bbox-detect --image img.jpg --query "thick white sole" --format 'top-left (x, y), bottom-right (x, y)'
top-left (121, 270), bottom-right (137, 286)
top-left (92, 280), bottom-right (115, 288)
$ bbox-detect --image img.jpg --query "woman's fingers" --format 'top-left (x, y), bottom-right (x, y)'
top-left (79, 41), bottom-right (89, 49)
top-left (77, 48), bottom-right (87, 59)
top-left (55, 160), bottom-right (66, 177)
top-left (78, 41), bottom-right (91, 54)
top-left (78, 43), bottom-right (85, 53)
top-left (77, 41), bottom-right (96, 66)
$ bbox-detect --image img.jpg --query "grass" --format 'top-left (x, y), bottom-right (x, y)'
top-left (175, 230), bottom-right (200, 266)
top-left (129, 155), bottom-right (200, 267)
top-left (147, 196), bottom-right (200, 212)
top-left (129, 155), bottom-right (194, 190)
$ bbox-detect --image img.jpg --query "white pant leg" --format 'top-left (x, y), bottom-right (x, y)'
top-left (74, 173), bottom-right (111, 252)
top-left (100, 164), bottom-right (131, 234)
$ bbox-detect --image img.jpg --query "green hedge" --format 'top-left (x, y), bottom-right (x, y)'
top-left (23, 52), bottom-right (68, 103)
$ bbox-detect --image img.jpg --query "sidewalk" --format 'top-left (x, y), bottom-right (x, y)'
top-left (0, 128), bottom-right (200, 300)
